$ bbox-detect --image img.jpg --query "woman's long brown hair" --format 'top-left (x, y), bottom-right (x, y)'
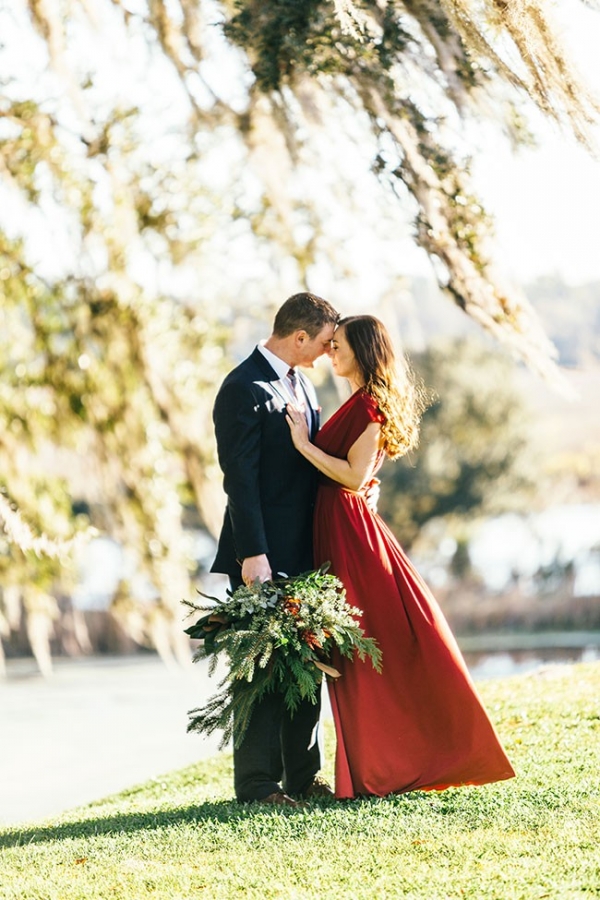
top-left (340, 315), bottom-right (428, 459)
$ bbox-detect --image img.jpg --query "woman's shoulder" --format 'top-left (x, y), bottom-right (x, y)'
top-left (321, 389), bottom-right (383, 435)
top-left (354, 389), bottom-right (385, 423)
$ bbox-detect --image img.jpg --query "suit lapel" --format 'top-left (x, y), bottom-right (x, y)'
top-left (249, 347), bottom-right (279, 382)
top-left (250, 348), bottom-right (320, 437)
top-left (297, 371), bottom-right (321, 438)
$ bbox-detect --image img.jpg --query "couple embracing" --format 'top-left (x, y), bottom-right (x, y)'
top-left (210, 292), bottom-right (514, 806)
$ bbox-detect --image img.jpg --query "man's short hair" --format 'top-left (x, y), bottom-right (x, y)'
top-left (273, 292), bottom-right (339, 339)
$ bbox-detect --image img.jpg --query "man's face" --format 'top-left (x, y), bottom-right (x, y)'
top-left (297, 323), bottom-right (336, 368)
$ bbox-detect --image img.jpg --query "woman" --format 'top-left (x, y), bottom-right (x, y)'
top-left (286, 315), bottom-right (515, 800)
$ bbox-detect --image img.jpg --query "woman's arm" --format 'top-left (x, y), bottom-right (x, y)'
top-left (286, 406), bottom-right (381, 492)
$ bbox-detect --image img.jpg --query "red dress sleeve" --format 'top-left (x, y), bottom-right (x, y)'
top-left (315, 390), bottom-right (384, 458)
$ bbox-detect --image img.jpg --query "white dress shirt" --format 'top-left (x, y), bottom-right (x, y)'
top-left (257, 343), bottom-right (311, 426)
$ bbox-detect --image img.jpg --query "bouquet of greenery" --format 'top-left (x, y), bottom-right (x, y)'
top-left (183, 565), bottom-right (382, 749)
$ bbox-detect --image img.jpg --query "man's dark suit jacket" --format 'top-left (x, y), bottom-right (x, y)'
top-left (211, 347), bottom-right (321, 580)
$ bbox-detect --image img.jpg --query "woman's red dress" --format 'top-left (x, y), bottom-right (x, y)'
top-left (314, 390), bottom-right (515, 799)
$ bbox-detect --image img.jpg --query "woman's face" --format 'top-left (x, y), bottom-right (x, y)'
top-left (330, 327), bottom-right (360, 381)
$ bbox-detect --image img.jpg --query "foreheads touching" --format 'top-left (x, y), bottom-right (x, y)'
top-left (272, 292), bottom-right (340, 340)
top-left (268, 292), bottom-right (339, 367)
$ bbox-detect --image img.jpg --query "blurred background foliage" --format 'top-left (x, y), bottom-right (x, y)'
top-left (378, 337), bottom-right (534, 551)
top-left (1, 0), bottom-right (599, 670)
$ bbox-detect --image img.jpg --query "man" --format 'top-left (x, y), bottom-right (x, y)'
top-left (211, 292), bottom-right (339, 807)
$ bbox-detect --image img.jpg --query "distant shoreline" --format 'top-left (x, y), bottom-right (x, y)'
top-left (457, 630), bottom-right (600, 652)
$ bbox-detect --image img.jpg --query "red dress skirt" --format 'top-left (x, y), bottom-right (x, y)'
top-left (313, 390), bottom-right (515, 799)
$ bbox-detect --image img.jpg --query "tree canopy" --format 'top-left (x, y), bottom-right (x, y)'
top-left (0, 0), bottom-right (598, 646)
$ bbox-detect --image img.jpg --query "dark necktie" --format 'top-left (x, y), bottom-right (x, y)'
top-left (287, 367), bottom-right (311, 427)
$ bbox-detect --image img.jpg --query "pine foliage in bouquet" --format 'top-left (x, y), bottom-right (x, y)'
top-left (183, 565), bottom-right (382, 749)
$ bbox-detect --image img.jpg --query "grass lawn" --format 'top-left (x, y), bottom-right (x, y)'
top-left (1, 662), bottom-right (599, 900)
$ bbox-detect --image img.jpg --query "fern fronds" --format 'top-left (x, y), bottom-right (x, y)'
top-left (183, 566), bottom-right (381, 747)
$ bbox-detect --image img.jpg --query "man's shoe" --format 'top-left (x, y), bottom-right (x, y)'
top-left (300, 776), bottom-right (335, 799)
top-left (258, 790), bottom-right (306, 809)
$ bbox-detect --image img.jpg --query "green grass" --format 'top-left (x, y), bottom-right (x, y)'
top-left (2, 663), bottom-right (600, 900)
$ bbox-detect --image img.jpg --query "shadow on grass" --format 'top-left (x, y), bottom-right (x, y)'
top-left (0, 797), bottom-right (343, 850)
top-left (1, 788), bottom-right (525, 850)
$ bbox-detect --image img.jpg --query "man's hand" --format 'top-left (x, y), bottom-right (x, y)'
top-left (363, 477), bottom-right (380, 514)
top-left (241, 554), bottom-right (272, 586)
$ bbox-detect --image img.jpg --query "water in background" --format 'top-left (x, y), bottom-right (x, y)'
top-left (464, 644), bottom-right (600, 680)
top-left (468, 504), bottom-right (600, 594)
